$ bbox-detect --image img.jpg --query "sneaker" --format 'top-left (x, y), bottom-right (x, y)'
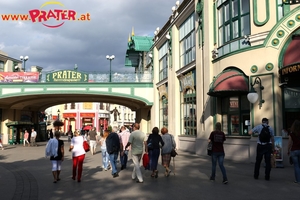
top-left (210, 177), bottom-right (215, 181)
top-left (113, 173), bottom-right (119, 178)
top-left (223, 179), bottom-right (228, 184)
top-left (265, 176), bottom-right (270, 181)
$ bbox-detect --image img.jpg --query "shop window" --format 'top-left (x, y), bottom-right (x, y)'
top-left (220, 95), bottom-right (250, 136)
top-left (181, 89), bottom-right (196, 136)
top-left (159, 96), bottom-right (168, 129)
top-left (217, 0), bottom-right (250, 56)
top-left (100, 103), bottom-right (104, 110)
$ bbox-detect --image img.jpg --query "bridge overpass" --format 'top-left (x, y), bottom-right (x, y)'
top-left (0, 70), bottom-right (154, 144)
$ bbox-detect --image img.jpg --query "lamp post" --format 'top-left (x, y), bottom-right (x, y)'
top-left (20, 56), bottom-right (29, 72)
top-left (247, 77), bottom-right (264, 108)
top-left (106, 55), bottom-right (115, 82)
top-left (57, 109), bottom-right (60, 120)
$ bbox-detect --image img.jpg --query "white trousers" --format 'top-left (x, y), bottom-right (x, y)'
top-left (131, 154), bottom-right (143, 182)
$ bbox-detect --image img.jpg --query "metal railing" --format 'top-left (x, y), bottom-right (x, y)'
top-left (39, 71), bottom-right (153, 83)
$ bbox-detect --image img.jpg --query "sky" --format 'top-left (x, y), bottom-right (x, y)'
top-left (0, 0), bottom-right (177, 73)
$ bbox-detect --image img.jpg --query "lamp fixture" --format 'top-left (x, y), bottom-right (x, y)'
top-left (20, 55), bottom-right (29, 72)
top-left (247, 76), bottom-right (264, 108)
top-left (148, 53), bottom-right (153, 58)
top-left (106, 55), bottom-right (115, 82)
top-left (242, 35), bottom-right (251, 46)
top-left (166, 33), bottom-right (171, 40)
top-left (211, 48), bottom-right (218, 59)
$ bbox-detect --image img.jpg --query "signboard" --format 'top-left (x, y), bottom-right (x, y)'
top-left (274, 136), bottom-right (283, 161)
top-left (46, 70), bottom-right (88, 82)
top-left (0, 72), bottom-right (39, 83)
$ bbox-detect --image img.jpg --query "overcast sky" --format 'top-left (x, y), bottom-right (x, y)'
top-left (0, 0), bottom-right (177, 73)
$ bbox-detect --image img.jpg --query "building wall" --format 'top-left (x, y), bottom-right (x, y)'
top-left (150, 0), bottom-right (299, 166)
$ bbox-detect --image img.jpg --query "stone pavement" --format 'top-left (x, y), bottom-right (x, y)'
top-left (0, 136), bottom-right (299, 200)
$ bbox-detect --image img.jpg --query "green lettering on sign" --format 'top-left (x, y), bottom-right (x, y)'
top-left (46, 70), bottom-right (88, 82)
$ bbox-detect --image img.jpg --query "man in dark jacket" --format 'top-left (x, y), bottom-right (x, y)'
top-left (106, 126), bottom-right (122, 178)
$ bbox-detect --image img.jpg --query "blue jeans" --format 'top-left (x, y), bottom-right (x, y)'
top-left (149, 148), bottom-right (160, 171)
top-left (101, 147), bottom-right (109, 169)
top-left (291, 150), bottom-right (300, 183)
top-left (109, 152), bottom-right (119, 174)
top-left (120, 150), bottom-right (128, 167)
top-left (211, 152), bottom-right (227, 180)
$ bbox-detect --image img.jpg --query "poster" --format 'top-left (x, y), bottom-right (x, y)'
top-left (274, 136), bottom-right (283, 161)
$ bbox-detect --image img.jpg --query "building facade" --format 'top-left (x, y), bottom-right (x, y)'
top-left (46, 103), bottom-right (136, 133)
top-left (149, 0), bottom-right (300, 165)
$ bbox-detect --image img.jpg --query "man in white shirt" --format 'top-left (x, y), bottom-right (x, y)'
top-left (31, 128), bottom-right (37, 147)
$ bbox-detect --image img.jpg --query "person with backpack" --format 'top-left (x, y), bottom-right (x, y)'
top-left (106, 126), bottom-right (122, 178)
top-left (249, 118), bottom-right (275, 180)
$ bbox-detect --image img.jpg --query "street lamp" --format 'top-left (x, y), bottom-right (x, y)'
top-left (57, 109), bottom-right (60, 120)
top-left (20, 56), bottom-right (29, 72)
top-left (106, 55), bottom-right (115, 82)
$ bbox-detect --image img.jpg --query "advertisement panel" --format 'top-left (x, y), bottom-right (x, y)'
top-left (0, 72), bottom-right (39, 83)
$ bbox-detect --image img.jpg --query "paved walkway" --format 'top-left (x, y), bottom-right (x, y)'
top-left (0, 136), bottom-right (299, 200)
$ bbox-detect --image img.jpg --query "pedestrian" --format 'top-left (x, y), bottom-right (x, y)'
top-left (30, 128), bottom-right (37, 147)
top-left (161, 127), bottom-right (176, 177)
top-left (100, 129), bottom-right (110, 171)
top-left (287, 119), bottom-right (300, 184)
top-left (45, 131), bottom-right (64, 183)
top-left (208, 122), bottom-right (228, 184)
top-left (119, 126), bottom-right (131, 170)
top-left (23, 130), bottom-right (30, 147)
top-left (125, 123), bottom-right (147, 183)
top-left (0, 133), bottom-right (4, 150)
top-left (69, 130), bottom-right (86, 182)
top-left (249, 118), bottom-right (275, 180)
top-left (106, 126), bottom-right (122, 178)
top-left (146, 127), bottom-right (164, 178)
top-left (89, 127), bottom-right (98, 155)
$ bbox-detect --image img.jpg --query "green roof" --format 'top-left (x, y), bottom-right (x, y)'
top-left (128, 36), bottom-right (153, 51)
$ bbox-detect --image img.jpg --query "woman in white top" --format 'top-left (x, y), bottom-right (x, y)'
top-left (100, 130), bottom-right (110, 170)
top-left (69, 130), bottom-right (86, 182)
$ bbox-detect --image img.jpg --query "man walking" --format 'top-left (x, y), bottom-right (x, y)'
top-left (31, 128), bottom-right (37, 147)
top-left (106, 126), bottom-right (122, 178)
top-left (88, 127), bottom-right (98, 155)
top-left (125, 123), bottom-right (146, 183)
top-left (249, 118), bottom-right (275, 180)
top-left (23, 130), bottom-right (30, 147)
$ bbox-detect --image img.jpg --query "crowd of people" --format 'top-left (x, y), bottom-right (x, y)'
top-left (43, 117), bottom-right (300, 186)
top-left (45, 123), bottom-right (177, 184)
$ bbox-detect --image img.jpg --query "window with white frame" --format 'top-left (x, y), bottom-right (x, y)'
top-left (158, 42), bottom-right (168, 81)
top-left (179, 13), bottom-right (195, 68)
top-left (217, 0), bottom-right (250, 46)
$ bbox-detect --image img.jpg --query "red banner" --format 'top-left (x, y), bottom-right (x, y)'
top-left (0, 72), bottom-right (39, 83)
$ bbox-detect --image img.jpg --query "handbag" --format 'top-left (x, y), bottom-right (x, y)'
top-left (207, 142), bottom-right (213, 156)
top-left (83, 140), bottom-right (90, 152)
top-left (142, 153), bottom-right (150, 170)
top-left (171, 149), bottom-right (178, 157)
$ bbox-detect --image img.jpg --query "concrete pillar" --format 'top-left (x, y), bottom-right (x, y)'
top-left (135, 107), bottom-right (151, 134)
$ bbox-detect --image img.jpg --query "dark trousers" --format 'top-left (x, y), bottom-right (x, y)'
top-left (149, 148), bottom-right (160, 171)
top-left (254, 144), bottom-right (272, 178)
top-left (120, 150), bottom-right (128, 168)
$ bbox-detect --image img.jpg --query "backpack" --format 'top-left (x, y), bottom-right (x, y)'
top-left (259, 125), bottom-right (271, 143)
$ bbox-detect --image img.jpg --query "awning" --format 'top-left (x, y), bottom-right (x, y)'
top-left (207, 68), bottom-right (249, 97)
